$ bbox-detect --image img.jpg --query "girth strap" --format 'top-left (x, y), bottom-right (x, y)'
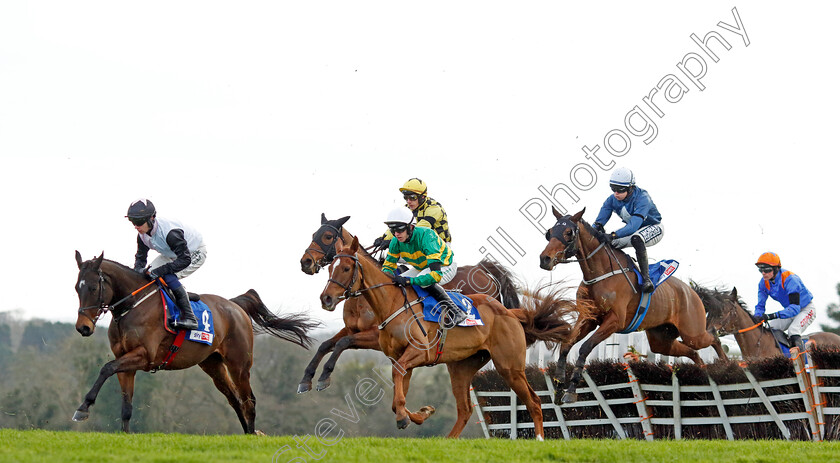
top-left (378, 297), bottom-right (425, 330)
top-left (583, 267), bottom-right (632, 285)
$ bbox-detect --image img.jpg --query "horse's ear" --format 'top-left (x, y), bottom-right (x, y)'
top-left (350, 236), bottom-right (360, 252)
top-left (551, 206), bottom-right (564, 221)
top-left (75, 250), bottom-right (83, 269)
top-left (336, 216), bottom-right (350, 227)
top-left (93, 252), bottom-right (104, 270)
top-left (571, 208), bottom-right (586, 222)
top-left (320, 213), bottom-right (328, 224)
top-left (731, 287), bottom-right (738, 298)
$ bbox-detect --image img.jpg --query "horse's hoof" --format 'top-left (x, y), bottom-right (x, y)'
top-left (536, 434), bottom-right (544, 442)
top-left (397, 416), bottom-right (411, 429)
top-left (419, 406), bottom-right (436, 417)
top-left (316, 378), bottom-right (331, 391)
top-left (297, 383), bottom-right (312, 394)
top-left (561, 392), bottom-right (577, 404)
top-left (255, 430), bottom-right (266, 436)
top-left (72, 410), bottom-right (89, 422)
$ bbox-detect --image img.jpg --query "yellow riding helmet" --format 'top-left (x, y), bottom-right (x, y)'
top-left (756, 252), bottom-right (781, 268)
top-left (399, 178), bottom-right (428, 196)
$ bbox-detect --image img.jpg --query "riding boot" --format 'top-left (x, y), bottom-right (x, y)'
top-left (790, 334), bottom-right (807, 354)
top-left (631, 236), bottom-right (654, 293)
top-left (425, 284), bottom-right (467, 329)
top-left (171, 285), bottom-right (199, 331)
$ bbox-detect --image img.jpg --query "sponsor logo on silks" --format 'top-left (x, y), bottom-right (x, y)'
top-left (664, 264), bottom-right (677, 276)
top-left (190, 331), bottom-right (214, 343)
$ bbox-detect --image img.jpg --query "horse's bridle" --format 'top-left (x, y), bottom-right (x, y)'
top-left (546, 219), bottom-right (581, 263)
top-left (305, 224), bottom-right (345, 272)
top-left (77, 270), bottom-right (158, 324)
top-left (326, 253), bottom-right (426, 333)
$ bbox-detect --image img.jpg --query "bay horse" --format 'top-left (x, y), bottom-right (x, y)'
top-left (695, 283), bottom-right (840, 359)
top-left (320, 237), bottom-right (577, 439)
top-left (296, 213), bottom-right (521, 394)
top-left (538, 208), bottom-right (723, 403)
top-left (73, 251), bottom-right (319, 433)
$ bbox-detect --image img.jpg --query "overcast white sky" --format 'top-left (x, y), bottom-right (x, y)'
top-left (2, 2), bottom-right (838, 337)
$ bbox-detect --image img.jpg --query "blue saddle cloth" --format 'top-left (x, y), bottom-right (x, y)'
top-left (630, 259), bottom-right (679, 289)
top-left (160, 286), bottom-right (215, 345)
top-left (619, 259), bottom-right (679, 334)
top-left (413, 286), bottom-right (483, 326)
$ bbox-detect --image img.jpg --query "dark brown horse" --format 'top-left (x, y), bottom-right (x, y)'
top-left (73, 251), bottom-right (319, 433)
top-left (296, 213), bottom-right (521, 393)
top-left (320, 237), bottom-right (577, 439)
top-left (538, 208), bottom-right (723, 403)
top-left (696, 283), bottom-right (840, 359)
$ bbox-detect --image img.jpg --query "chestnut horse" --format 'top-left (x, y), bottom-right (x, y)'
top-left (73, 251), bottom-right (318, 433)
top-left (538, 208), bottom-right (722, 403)
top-left (296, 213), bottom-right (521, 393)
top-left (319, 237), bottom-right (577, 439)
top-left (696, 283), bottom-right (840, 359)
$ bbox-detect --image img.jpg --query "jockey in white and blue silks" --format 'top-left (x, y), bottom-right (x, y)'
top-left (126, 198), bottom-right (207, 331)
top-left (753, 252), bottom-right (815, 353)
top-left (593, 167), bottom-right (663, 293)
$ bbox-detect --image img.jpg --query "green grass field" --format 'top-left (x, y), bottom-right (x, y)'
top-left (2, 430), bottom-right (840, 463)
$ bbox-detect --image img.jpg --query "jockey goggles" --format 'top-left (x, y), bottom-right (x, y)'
top-left (757, 265), bottom-right (774, 274)
top-left (389, 224), bottom-right (409, 233)
top-left (403, 194), bottom-right (420, 201)
top-left (610, 184), bottom-right (629, 193)
top-left (128, 216), bottom-right (149, 226)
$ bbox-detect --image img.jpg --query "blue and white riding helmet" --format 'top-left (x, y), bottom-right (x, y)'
top-left (609, 167), bottom-right (636, 188)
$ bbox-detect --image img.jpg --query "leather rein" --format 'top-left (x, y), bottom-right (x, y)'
top-left (77, 271), bottom-right (159, 325)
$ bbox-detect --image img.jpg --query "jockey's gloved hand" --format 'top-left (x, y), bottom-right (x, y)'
top-left (605, 231), bottom-right (618, 244)
top-left (390, 274), bottom-right (410, 287)
top-left (763, 313), bottom-right (778, 321)
top-left (144, 266), bottom-right (159, 280)
top-left (751, 314), bottom-right (763, 324)
top-left (593, 222), bottom-right (605, 233)
top-left (373, 236), bottom-right (390, 251)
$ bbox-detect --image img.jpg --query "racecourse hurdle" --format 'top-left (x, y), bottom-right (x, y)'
top-left (471, 348), bottom-right (833, 441)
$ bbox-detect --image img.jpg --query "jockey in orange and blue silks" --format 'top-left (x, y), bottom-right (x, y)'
top-left (753, 252), bottom-right (815, 353)
top-left (592, 167), bottom-right (663, 292)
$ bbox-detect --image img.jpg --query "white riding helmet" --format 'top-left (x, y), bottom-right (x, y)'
top-left (609, 167), bottom-right (636, 187)
top-left (384, 207), bottom-right (415, 226)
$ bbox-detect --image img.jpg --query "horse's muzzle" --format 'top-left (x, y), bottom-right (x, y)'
top-left (320, 294), bottom-right (337, 311)
top-left (539, 255), bottom-right (556, 271)
top-left (76, 324), bottom-right (94, 337)
top-left (300, 259), bottom-right (319, 275)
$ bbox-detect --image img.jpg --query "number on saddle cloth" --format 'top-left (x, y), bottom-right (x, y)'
top-left (158, 284), bottom-right (215, 344)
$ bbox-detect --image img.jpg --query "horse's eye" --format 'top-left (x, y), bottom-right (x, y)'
top-left (324, 233), bottom-right (334, 241)
top-left (343, 266), bottom-right (351, 272)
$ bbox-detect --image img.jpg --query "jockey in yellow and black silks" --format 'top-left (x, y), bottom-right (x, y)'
top-left (373, 178), bottom-right (451, 251)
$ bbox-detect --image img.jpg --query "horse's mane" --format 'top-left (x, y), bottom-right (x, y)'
top-left (690, 281), bottom-right (748, 320)
top-left (576, 216), bottom-right (636, 270)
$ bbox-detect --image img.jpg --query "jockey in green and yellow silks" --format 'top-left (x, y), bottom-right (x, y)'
top-left (381, 207), bottom-right (465, 328)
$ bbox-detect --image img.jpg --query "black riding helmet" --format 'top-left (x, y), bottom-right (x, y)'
top-left (126, 199), bottom-right (156, 226)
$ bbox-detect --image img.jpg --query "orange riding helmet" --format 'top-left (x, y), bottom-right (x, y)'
top-left (755, 252), bottom-right (781, 268)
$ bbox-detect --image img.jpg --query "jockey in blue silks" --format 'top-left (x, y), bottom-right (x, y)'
top-left (753, 252), bottom-right (815, 353)
top-left (593, 167), bottom-right (664, 293)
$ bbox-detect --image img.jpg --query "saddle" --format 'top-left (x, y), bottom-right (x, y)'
top-left (770, 328), bottom-right (808, 359)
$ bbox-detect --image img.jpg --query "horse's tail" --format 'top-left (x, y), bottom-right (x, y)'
top-left (231, 289), bottom-right (321, 349)
top-left (477, 257), bottom-right (521, 309)
top-left (514, 284), bottom-right (581, 348)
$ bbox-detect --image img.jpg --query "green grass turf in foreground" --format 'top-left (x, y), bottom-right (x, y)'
top-left (2, 430), bottom-right (840, 463)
